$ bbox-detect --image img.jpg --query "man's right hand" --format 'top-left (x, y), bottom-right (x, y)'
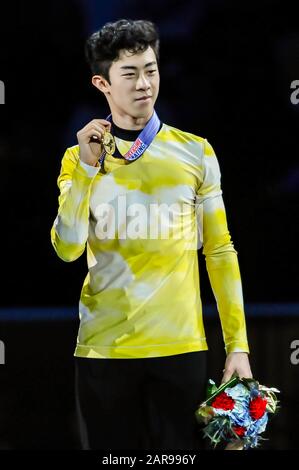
top-left (76, 119), bottom-right (111, 167)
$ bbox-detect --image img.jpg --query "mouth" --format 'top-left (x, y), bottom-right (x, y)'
top-left (135, 96), bottom-right (151, 101)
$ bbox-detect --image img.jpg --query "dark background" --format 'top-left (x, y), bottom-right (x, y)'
top-left (0, 0), bottom-right (298, 450)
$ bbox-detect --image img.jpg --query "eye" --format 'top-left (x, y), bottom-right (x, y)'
top-left (122, 73), bottom-right (135, 77)
top-left (148, 70), bottom-right (157, 74)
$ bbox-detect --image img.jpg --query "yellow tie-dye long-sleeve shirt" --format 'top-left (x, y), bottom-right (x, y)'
top-left (50, 122), bottom-right (249, 359)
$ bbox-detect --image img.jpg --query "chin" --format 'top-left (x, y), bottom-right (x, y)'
top-left (133, 106), bottom-right (154, 117)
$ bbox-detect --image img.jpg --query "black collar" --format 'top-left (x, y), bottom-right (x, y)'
top-left (111, 120), bottom-right (163, 141)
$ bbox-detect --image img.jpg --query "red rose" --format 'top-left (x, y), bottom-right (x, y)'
top-left (211, 392), bottom-right (235, 410)
top-left (249, 396), bottom-right (268, 420)
top-left (232, 425), bottom-right (247, 437)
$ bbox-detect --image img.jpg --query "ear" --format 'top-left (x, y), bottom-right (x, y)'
top-left (91, 75), bottom-right (110, 94)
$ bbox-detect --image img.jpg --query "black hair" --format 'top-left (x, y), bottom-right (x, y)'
top-left (85, 19), bottom-right (160, 83)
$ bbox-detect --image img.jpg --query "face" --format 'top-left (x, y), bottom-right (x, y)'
top-left (94, 46), bottom-right (160, 120)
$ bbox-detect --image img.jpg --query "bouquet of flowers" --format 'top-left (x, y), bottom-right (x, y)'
top-left (195, 375), bottom-right (280, 449)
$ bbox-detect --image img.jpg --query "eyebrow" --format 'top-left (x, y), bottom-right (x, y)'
top-left (120, 61), bottom-right (157, 70)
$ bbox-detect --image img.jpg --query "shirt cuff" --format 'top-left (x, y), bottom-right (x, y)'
top-left (225, 343), bottom-right (250, 355)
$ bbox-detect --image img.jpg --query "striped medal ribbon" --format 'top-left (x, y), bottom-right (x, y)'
top-left (99, 110), bottom-right (160, 166)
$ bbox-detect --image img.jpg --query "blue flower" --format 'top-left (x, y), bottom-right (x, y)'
top-left (225, 384), bottom-right (251, 400)
top-left (230, 402), bottom-right (252, 428)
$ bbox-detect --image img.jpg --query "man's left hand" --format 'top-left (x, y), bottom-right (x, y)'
top-left (221, 351), bottom-right (253, 384)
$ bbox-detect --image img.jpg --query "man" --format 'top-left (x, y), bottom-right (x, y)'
top-left (51, 19), bottom-right (252, 450)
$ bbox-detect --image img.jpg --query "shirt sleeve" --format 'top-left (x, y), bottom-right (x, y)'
top-left (195, 139), bottom-right (250, 354)
top-left (50, 147), bottom-right (100, 262)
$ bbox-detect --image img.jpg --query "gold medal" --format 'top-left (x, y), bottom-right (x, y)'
top-left (102, 131), bottom-right (115, 156)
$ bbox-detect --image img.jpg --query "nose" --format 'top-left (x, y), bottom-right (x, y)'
top-left (136, 73), bottom-right (151, 90)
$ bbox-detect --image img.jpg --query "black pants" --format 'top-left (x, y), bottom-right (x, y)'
top-left (75, 351), bottom-right (208, 450)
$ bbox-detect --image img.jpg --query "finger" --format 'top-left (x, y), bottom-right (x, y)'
top-left (80, 121), bottom-right (110, 135)
top-left (221, 371), bottom-right (233, 384)
top-left (89, 136), bottom-right (102, 143)
top-left (92, 119), bottom-right (111, 130)
top-left (88, 124), bottom-right (107, 135)
top-left (85, 129), bottom-right (103, 143)
top-left (239, 371), bottom-right (253, 379)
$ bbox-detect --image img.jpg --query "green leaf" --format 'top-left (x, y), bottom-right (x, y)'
top-left (207, 380), bottom-right (217, 398)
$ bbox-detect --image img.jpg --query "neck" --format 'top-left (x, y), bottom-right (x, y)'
top-left (109, 109), bottom-right (153, 130)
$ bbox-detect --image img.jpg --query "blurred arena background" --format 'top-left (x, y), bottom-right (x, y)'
top-left (0, 0), bottom-right (298, 449)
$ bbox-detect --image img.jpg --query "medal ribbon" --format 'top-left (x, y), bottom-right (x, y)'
top-left (99, 110), bottom-right (160, 166)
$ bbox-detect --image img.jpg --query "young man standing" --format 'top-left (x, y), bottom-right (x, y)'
top-left (51, 19), bottom-right (252, 450)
